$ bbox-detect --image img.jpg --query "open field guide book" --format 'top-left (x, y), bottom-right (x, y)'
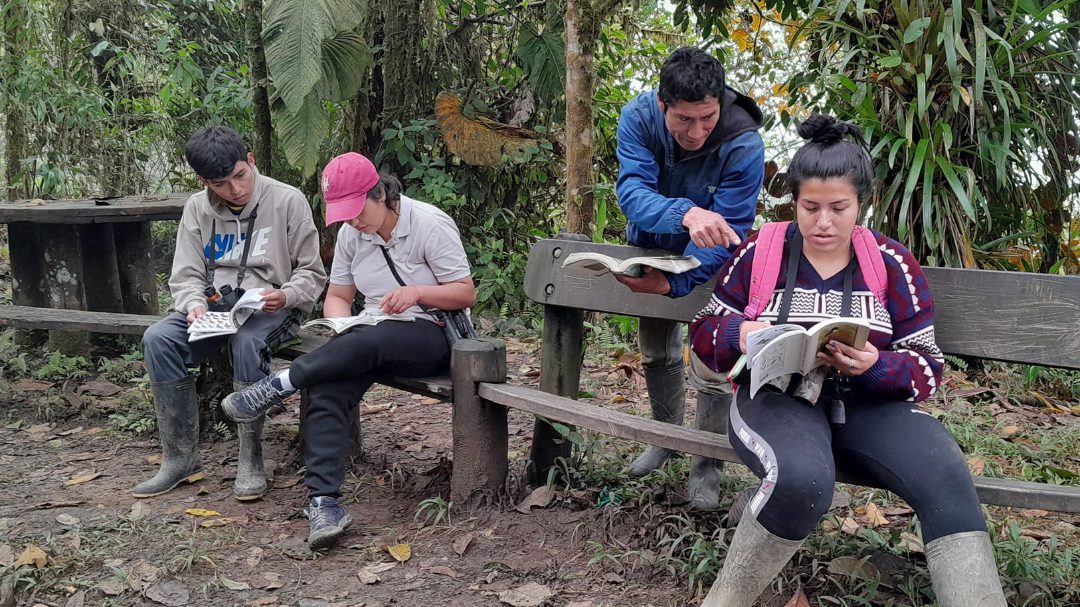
top-left (302, 310), bottom-right (414, 335)
top-left (187, 288), bottom-right (266, 342)
top-left (560, 252), bottom-right (701, 278)
top-left (737, 317), bottom-right (872, 399)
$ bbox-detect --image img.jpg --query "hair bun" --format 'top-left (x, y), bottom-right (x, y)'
top-left (796, 114), bottom-right (861, 145)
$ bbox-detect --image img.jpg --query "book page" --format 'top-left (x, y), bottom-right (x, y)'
top-left (230, 287), bottom-right (266, 327)
top-left (187, 311), bottom-right (238, 341)
top-left (302, 310), bottom-right (414, 334)
top-left (623, 255), bottom-right (702, 275)
top-left (560, 252), bottom-right (620, 276)
top-left (799, 318), bottom-right (871, 372)
top-left (746, 324), bottom-right (804, 364)
top-left (749, 331), bottom-right (811, 398)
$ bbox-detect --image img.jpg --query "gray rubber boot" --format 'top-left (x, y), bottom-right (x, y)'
top-left (688, 391), bottom-right (730, 510)
top-left (701, 513), bottom-right (804, 607)
top-left (232, 380), bottom-right (267, 501)
top-left (626, 362), bottom-right (685, 477)
top-left (132, 377), bottom-right (204, 498)
top-left (926, 531), bottom-right (1007, 607)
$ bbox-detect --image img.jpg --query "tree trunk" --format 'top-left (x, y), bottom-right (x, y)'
top-left (2, 0), bottom-right (28, 199)
top-left (246, 0), bottom-right (273, 177)
top-left (563, 0), bottom-right (619, 236)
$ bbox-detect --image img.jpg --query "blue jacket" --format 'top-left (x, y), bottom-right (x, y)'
top-left (616, 88), bottom-right (765, 297)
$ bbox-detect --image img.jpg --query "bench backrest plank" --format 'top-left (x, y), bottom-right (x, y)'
top-left (525, 239), bottom-right (1080, 369)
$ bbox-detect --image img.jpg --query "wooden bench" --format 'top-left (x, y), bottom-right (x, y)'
top-left (1, 194), bottom-right (191, 352)
top-left (446, 237), bottom-right (1080, 513)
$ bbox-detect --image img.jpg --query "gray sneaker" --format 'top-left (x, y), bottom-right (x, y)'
top-left (221, 375), bottom-right (289, 423)
top-left (305, 496), bottom-right (353, 550)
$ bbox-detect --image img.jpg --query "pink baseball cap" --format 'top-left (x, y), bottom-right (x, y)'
top-left (321, 152), bottom-right (380, 225)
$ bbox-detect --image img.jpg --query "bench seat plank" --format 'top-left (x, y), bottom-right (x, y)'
top-left (0, 305), bottom-right (160, 334)
top-left (478, 382), bottom-right (1080, 513)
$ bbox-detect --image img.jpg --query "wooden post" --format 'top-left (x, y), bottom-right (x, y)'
top-left (450, 337), bottom-right (508, 505)
top-left (113, 223), bottom-right (159, 315)
top-left (37, 225), bottom-right (90, 353)
top-left (7, 223), bottom-right (46, 345)
top-left (528, 303), bottom-right (585, 485)
top-left (78, 224), bottom-right (124, 313)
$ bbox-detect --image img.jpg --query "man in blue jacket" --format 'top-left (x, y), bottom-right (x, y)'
top-left (615, 46), bottom-right (764, 510)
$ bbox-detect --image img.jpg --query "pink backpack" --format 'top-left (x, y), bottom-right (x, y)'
top-left (742, 222), bottom-right (888, 320)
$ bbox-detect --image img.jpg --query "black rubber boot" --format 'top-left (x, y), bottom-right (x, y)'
top-left (627, 362), bottom-right (686, 477)
top-left (688, 391), bottom-right (730, 510)
top-left (232, 380), bottom-right (267, 501)
top-left (132, 377), bottom-right (203, 498)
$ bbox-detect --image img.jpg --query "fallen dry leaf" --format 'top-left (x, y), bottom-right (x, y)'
top-left (184, 508), bottom-right (221, 517)
top-left (200, 516), bottom-right (249, 528)
top-left (64, 590), bottom-right (86, 607)
top-left (251, 572), bottom-right (285, 590)
top-left (64, 471), bottom-right (101, 485)
top-left (865, 503), bottom-right (889, 527)
top-left (57, 426), bottom-right (84, 436)
top-left (514, 485), bottom-right (556, 514)
top-left (358, 562), bottom-right (396, 584)
top-left (420, 397), bottom-right (442, 405)
top-left (387, 543), bottom-right (411, 562)
top-left (430, 565), bottom-right (458, 578)
top-left (881, 505), bottom-right (914, 516)
top-left (130, 501), bottom-right (150, 520)
top-left (998, 425), bottom-right (1021, 440)
top-left (783, 588), bottom-right (812, 607)
top-left (146, 454), bottom-right (163, 465)
top-left (0, 544), bottom-right (14, 567)
top-left (56, 514), bottom-right (80, 526)
top-left (841, 517), bottom-right (860, 535)
top-left (34, 500), bottom-right (84, 510)
top-left (898, 532), bottom-right (924, 553)
top-left (1019, 509), bottom-right (1049, 518)
top-left (452, 532), bottom-right (475, 556)
top-left (98, 580), bottom-right (125, 596)
top-left (15, 380), bottom-right (53, 392)
top-left (498, 582), bottom-right (555, 607)
top-left (79, 381), bottom-right (124, 397)
top-left (16, 544), bottom-right (47, 568)
top-left (219, 577), bottom-right (251, 591)
top-left (967, 456), bottom-right (986, 475)
top-left (253, 596), bottom-right (279, 606)
top-left (1020, 527), bottom-right (1054, 541)
top-left (828, 556), bottom-right (888, 587)
top-left (145, 579), bottom-right (190, 606)
top-left (64, 532), bottom-right (82, 551)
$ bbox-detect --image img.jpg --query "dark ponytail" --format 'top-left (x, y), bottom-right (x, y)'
top-left (367, 173), bottom-right (403, 212)
top-left (788, 114), bottom-right (873, 203)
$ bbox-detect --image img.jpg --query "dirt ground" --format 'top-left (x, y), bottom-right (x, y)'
top-left (0, 337), bottom-right (719, 607)
top-left (2, 334), bottom-right (1078, 607)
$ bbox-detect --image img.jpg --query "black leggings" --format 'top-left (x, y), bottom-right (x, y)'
top-left (290, 320), bottom-right (450, 498)
top-left (730, 386), bottom-right (986, 543)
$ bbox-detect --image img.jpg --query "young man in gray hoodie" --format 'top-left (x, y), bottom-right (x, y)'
top-left (133, 126), bottom-right (327, 501)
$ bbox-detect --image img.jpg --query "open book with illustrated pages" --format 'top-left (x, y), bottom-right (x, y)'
top-left (187, 288), bottom-right (266, 342)
top-left (728, 317), bottom-right (872, 401)
top-left (560, 251), bottom-right (701, 278)
top-left (301, 309), bottom-right (414, 335)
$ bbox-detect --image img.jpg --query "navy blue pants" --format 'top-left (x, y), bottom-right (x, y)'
top-left (289, 320), bottom-right (450, 498)
top-left (730, 386), bottom-right (986, 542)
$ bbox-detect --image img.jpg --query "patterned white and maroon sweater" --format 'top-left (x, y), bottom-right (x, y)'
top-left (689, 224), bottom-right (943, 403)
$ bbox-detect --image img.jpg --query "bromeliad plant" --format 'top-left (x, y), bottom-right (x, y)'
top-left (785, 0), bottom-right (1080, 268)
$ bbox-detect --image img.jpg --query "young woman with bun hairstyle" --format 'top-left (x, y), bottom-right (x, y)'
top-left (689, 115), bottom-right (1006, 607)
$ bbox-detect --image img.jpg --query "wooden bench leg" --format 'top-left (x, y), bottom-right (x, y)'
top-left (450, 338), bottom-right (508, 505)
top-left (528, 304), bottom-right (584, 485)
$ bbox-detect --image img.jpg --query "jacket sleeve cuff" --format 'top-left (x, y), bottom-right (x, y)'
top-left (854, 358), bottom-right (889, 388)
top-left (281, 286), bottom-right (296, 309)
top-left (724, 316), bottom-right (745, 352)
top-left (666, 198), bottom-right (696, 233)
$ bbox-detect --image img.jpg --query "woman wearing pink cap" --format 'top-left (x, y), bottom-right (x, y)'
top-left (221, 152), bottom-right (476, 550)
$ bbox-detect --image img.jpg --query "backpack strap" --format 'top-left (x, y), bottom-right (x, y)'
top-left (851, 225), bottom-right (888, 308)
top-left (743, 221), bottom-right (789, 320)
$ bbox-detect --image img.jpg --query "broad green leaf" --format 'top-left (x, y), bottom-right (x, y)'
top-left (878, 55), bottom-right (902, 69)
top-left (274, 93), bottom-right (331, 177)
top-left (902, 17), bottom-right (932, 44)
top-left (517, 22), bottom-right (565, 106)
top-left (263, 0), bottom-right (364, 112)
top-left (318, 30), bottom-right (371, 101)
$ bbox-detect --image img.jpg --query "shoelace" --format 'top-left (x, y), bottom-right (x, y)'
top-left (242, 379), bottom-right (282, 413)
top-left (307, 501), bottom-right (342, 528)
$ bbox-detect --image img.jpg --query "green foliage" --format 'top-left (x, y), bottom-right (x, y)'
top-left (263, 0), bottom-right (371, 175)
top-left (516, 10), bottom-right (566, 112)
top-left (414, 496), bottom-right (454, 527)
top-left (34, 351), bottom-right (92, 381)
top-left (0, 330), bottom-right (29, 378)
top-left (786, 0), bottom-right (1080, 267)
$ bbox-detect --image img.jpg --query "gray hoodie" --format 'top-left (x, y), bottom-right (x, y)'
top-left (169, 171), bottom-right (327, 314)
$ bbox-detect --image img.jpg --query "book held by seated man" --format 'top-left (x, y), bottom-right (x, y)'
top-left (733, 317), bottom-right (872, 400)
top-left (301, 309), bottom-right (414, 335)
top-left (560, 251), bottom-right (701, 278)
top-left (187, 288), bottom-right (267, 342)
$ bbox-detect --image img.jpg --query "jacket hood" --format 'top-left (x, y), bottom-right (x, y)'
top-left (696, 87), bottom-right (764, 154)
